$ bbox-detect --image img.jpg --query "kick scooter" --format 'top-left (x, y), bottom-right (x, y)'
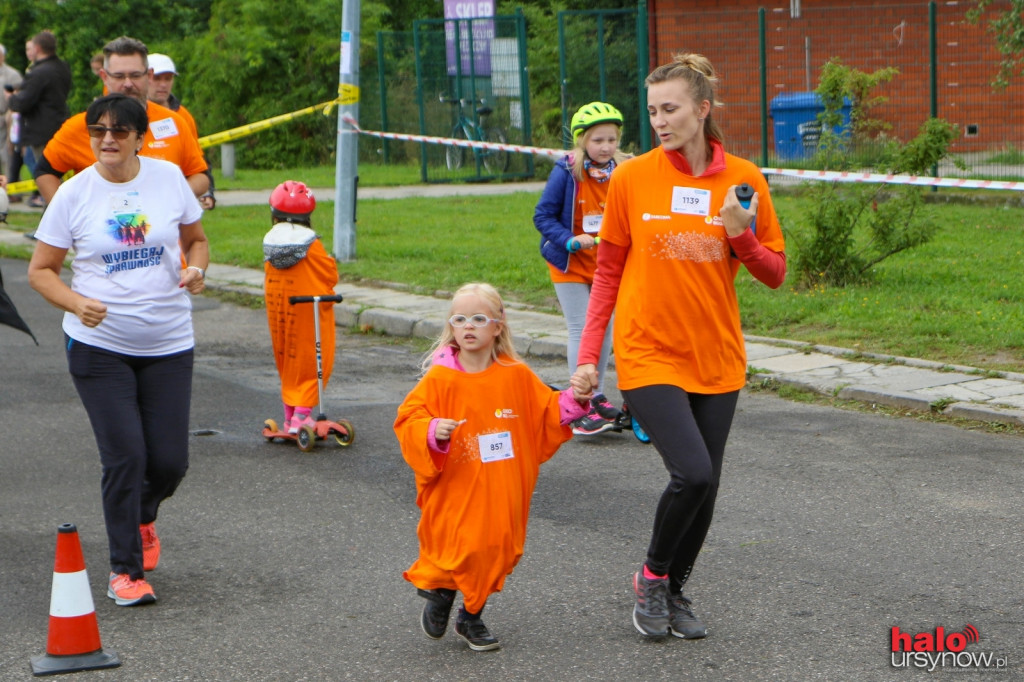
top-left (611, 403), bottom-right (652, 444)
top-left (262, 294), bottom-right (355, 452)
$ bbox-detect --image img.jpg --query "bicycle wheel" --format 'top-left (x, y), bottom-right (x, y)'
top-left (446, 125), bottom-right (466, 171)
top-left (483, 128), bottom-right (510, 174)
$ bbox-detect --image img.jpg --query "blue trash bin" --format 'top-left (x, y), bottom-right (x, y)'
top-left (769, 92), bottom-right (852, 160)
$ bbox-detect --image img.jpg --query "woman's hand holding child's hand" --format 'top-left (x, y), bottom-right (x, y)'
top-left (569, 373), bottom-right (594, 402)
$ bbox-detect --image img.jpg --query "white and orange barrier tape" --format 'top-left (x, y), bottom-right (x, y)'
top-left (8, 103), bottom-right (1021, 195)
top-left (342, 115), bottom-right (1024, 192)
top-left (340, 114), bottom-right (564, 162)
top-left (763, 167), bottom-right (1024, 191)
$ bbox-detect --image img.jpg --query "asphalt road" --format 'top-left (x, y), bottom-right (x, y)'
top-left (1, 257), bottom-right (1021, 681)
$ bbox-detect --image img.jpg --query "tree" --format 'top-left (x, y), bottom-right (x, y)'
top-left (967, 0), bottom-right (1024, 88)
top-left (188, 0), bottom-right (341, 168)
top-left (791, 61), bottom-right (962, 288)
top-left (0, 0), bottom-right (212, 114)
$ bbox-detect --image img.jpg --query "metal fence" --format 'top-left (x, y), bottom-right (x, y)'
top-left (362, 1), bottom-right (1023, 182)
top-left (362, 12), bottom-right (534, 183)
top-left (557, 8), bottom-right (648, 155)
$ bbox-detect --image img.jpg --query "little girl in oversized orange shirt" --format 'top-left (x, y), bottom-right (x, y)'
top-left (394, 282), bottom-right (591, 652)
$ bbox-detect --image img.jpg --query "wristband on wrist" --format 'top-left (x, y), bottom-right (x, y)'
top-left (186, 265), bottom-right (206, 279)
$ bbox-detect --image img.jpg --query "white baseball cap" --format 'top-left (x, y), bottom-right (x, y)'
top-left (148, 53), bottom-right (177, 75)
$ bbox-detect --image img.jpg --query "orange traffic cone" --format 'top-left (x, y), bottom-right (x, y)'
top-left (30, 523), bottom-right (121, 676)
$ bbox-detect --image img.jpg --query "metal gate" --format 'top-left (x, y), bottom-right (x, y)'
top-left (557, 6), bottom-right (650, 154)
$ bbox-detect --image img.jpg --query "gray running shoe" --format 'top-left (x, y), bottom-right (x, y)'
top-left (632, 570), bottom-right (670, 637)
top-left (668, 592), bottom-right (708, 639)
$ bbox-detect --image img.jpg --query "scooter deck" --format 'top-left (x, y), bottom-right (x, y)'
top-left (262, 417), bottom-right (355, 452)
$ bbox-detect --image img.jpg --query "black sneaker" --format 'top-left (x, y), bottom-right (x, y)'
top-left (592, 393), bottom-right (623, 421)
top-left (572, 409), bottom-right (619, 436)
top-left (455, 616), bottom-right (500, 651)
top-left (632, 570), bottom-right (670, 637)
top-left (417, 588), bottom-right (455, 639)
top-left (668, 593), bottom-right (708, 639)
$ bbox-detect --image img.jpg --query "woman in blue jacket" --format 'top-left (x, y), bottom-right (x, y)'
top-left (533, 102), bottom-right (629, 435)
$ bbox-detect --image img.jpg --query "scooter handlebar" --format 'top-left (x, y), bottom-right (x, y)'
top-left (289, 294), bottom-right (345, 305)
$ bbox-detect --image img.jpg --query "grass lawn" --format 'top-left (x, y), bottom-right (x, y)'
top-left (210, 162), bottom-right (424, 190)
top-left (5, 169), bottom-right (1022, 373)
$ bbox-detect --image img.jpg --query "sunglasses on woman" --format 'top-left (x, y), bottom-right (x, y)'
top-left (86, 125), bottom-right (136, 140)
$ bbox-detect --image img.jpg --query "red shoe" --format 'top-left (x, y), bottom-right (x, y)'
top-left (141, 522), bottom-right (161, 571)
top-left (107, 572), bottom-right (156, 606)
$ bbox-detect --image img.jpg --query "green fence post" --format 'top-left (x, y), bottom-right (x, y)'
top-left (929, 1), bottom-right (938, 183)
top-left (558, 12), bottom-right (569, 148)
top-left (759, 7), bottom-right (768, 167)
top-left (413, 20), bottom-right (429, 182)
top-left (376, 31), bottom-right (390, 165)
top-left (517, 7), bottom-right (535, 176)
top-left (636, 0), bottom-right (649, 153)
top-left (597, 14), bottom-right (608, 103)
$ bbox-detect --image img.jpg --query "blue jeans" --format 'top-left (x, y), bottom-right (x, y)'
top-left (66, 337), bottom-right (193, 578)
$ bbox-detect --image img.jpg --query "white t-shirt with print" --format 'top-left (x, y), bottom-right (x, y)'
top-left (35, 157), bottom-right (204, 356)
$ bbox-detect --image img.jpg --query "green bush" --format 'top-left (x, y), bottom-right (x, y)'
top-left (791, 60), bottom-right (962, 288)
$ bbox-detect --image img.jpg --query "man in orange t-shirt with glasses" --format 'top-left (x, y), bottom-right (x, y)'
top-left (34, 36), bottom-right (208, 204)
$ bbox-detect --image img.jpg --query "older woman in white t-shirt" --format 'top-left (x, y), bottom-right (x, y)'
top-left (28, 93), bottom-right (208, 608)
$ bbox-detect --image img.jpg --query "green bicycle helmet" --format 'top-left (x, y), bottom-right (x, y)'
top-left (571, 101), bottom-right (624, 144)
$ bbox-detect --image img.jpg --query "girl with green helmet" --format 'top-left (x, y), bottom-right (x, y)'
top-left (533, 101), bottom-right (629, 436)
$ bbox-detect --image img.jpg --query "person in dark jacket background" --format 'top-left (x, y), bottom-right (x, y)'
top-left (5, 30), bottom-right (71, 208)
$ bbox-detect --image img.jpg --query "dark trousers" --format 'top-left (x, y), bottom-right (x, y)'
top-left (66, 337), bottom-right (193, 579)
top-left (623, 385), bottom-right (739, 593)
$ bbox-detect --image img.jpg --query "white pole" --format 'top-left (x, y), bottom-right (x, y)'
top-left (334, 0), bottom-right (360, 261)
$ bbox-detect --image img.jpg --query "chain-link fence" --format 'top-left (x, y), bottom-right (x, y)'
top-left (364, 1), bottom-right (1023, 181)
top-left (557, 9), bottom-right (647, 155)
top-left (360, 14), bottom-right (533, 183)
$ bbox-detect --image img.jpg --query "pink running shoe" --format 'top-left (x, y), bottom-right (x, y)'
top-left (140, 522), bottom-right (160, 571)
top-left (107, 572), bottom-right (156, 606)
top-left (288, 410), bottom-right (315, 434)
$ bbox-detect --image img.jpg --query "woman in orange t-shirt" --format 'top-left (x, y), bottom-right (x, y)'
top-left (573, 53), bottom-right (787, 640)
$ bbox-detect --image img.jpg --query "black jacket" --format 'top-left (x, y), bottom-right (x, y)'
top-left (8, 54), bottom-right (72, 147)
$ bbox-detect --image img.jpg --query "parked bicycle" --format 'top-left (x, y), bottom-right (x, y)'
top-left (440, 95), bottom-right (510, 174)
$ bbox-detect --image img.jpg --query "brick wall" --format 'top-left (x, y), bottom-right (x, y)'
top-left (647, 0), bottom-right (1022, 161)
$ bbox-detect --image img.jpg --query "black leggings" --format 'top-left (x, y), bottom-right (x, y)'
top-left (622, 385), bottom-right (738, 593)
top-left (67, 337), bottom-right (193, 579)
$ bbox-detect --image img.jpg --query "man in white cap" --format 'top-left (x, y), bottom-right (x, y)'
top-left (148, 52), bottom-right (215, 209)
